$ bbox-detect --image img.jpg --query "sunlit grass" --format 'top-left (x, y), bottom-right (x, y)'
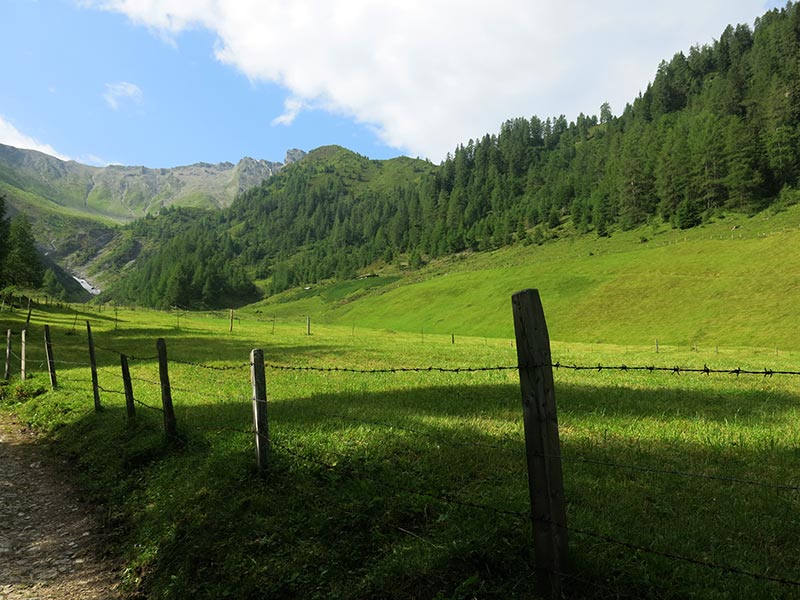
top-left (1, 303), bottom-right (798, 599)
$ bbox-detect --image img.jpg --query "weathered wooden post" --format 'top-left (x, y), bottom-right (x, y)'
top-left (44, 325), bottom-right (57, 390)
top-left (250, 348), bottom-right (270, 475)
top-left (86, 321), bottom-right (101, 411)
top-left (511, 289), bottom-right (568, 599)
top-left (451, 334), bottom-right (455, 345)
top-left (24, 298), bottom-right (32, 331)
top-left (120, 354), bottom-right (136, 420)
top-left (156, 338), bottom-right (177, 438)
top-left (306, 315), bottom-right (311, 336)
top-left (20, 329), bottom-right (26, 381)
top-left (229, 309), bottom-right (234, 333)
top-left (4, 329), bottom-right (11, 381)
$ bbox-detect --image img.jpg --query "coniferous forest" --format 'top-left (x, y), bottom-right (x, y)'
top-left (105, 4), bottom-right (800, 308)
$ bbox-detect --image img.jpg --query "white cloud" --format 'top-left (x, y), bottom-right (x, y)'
top-left (103, 81), bottom-right (143, 110)
top-left (86, 0), bottom-right (773, 161)
top-left (271, 97), bottom-right (305, 127)
top-left (0, 115), bottom-right (71, 160)
top-left (78, 154), bottom-right (112, 167)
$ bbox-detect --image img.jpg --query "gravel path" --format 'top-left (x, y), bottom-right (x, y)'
top-left (0, 412), bottom-right (122, 600)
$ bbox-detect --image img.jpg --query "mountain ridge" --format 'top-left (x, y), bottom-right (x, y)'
top-left (0, 142), bottom-right (306, 222)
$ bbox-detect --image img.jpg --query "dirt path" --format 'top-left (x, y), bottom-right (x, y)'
top-left (0, 412), bottom-right (123, 600)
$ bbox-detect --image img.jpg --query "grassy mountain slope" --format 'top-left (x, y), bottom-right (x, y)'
top-left (249, 202), bottom-right (800, 350)
top-left (95, 146), bottom-right (437, 308)
top-left (0, 143), bottom-right (291, 222)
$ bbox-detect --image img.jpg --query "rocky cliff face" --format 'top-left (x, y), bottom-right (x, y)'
top-left (0, 143), bottom-right (306, 222)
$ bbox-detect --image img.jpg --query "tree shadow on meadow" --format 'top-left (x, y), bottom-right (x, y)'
top-left (39, 374), bottom-right (800, 599)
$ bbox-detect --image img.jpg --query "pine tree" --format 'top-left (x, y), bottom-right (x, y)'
top-left (5, 214), bottom-right (43, 289)
top-left (0, 195), bottom-right (8, 285)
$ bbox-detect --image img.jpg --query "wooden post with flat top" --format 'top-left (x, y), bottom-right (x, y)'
top-left (120, 354), bottom-right (136, 420)
top-left (86, 321), bottom-right (101, 411)
top-left (20, 329), bottom-right (26, 381)
top-left (4, 329), bottom-right (11, 381)
top-left (250, 348), bottom-right (270, 475)
top-left (511, 289), bottom-right (568, 599)
top-left (156, 338), bottom-right (177, 438)
top-left (44, 325), bottom-right (57, 390)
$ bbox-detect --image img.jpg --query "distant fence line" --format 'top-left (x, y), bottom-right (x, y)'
top-left (2, 292), bottom-right (800, 598)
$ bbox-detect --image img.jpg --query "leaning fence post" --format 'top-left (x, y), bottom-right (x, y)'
top-left (156, 338), bottom-right (177, 438)
top-left (120, 354), bottom-right (136, 420)
top-left (20, 329), bottom-right (26, 381)
top-left (86, 321), bottom-right (101, 411)
top-left (250, 349), bottom-right (271, 475)
top-left (44, 325), bottom-right (57, 390)
top-left (4, 329), bottom-right (11, 381)
top-left (511, 289), bottom-right (568, 599)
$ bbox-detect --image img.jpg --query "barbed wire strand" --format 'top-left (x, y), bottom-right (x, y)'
top-left (132, 397), bottom-right (165, 413)
top-left (170, 358), bottom-right (250, 372)
top-left (264, 361), bottom-right (800, 377)
top-left (265, 363), bottom-right (518, 374)
top-left (552, 453), bottom-right (800, 493)
top-left (94, 344), bottom-right (158, 362)
top-left (566, 524), bottom-right (800, 588)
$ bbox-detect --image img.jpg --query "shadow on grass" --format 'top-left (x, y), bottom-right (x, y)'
top-left (17, 376), bottom-right (800, 600)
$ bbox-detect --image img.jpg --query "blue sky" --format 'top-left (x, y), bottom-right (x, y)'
top-left (0, 0), bottom-right (784, 168)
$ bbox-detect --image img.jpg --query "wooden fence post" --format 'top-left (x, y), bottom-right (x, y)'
top-left (44, 325), bottom-right (57, 390)
top-left (250, 349), bottom-right (270, 475)
top-left (85, 321), bottom-right (102, 411)
top-left (4, 329), bottom-right (11, 381)
top-left (20, 329), bottom-right (26, 381)
top-left (511, 289), bottom-right (568, 599)
top-left (306, 315), bottom-right (311, 336)
top-left (229, 310), bottom-right (234, 333)
top-left (24, 298), bottom-right (32, 331)
top-left (120, 354), bottom-right (136, 420)
top-left (156, 338), bottom-right (177, 438)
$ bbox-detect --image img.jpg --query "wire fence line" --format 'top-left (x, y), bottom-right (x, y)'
top-left (4, 329), bottom-right (800, 594)
top-left (23, 337), bottom-right (800, 379)
top-left (263, 360), bottom-right (800, 377)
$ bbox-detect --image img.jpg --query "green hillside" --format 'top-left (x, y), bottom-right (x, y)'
top-left (249, 201), bottom-right (800, 350)
top-left (94, 3), bottom-right (800, 311)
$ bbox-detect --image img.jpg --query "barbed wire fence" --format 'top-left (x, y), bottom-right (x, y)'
top-left (2, 297), bottom-right (800, 598)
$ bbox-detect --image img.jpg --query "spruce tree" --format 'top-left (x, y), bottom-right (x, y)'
top-left (5, 214), bottom-right (43, 289)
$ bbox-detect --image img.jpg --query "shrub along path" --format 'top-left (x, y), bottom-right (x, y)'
top-left (0, 412), bottom-right (121, 600)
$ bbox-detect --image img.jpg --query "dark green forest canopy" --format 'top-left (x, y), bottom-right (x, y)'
top-left (0, 195), bottom-right (44, 291)
top-left (105, 3), bottom-right (800, 308)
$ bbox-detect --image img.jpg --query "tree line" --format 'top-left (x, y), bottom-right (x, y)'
top-left (104, 2), bottom-right (800, 308)
top-left (0, 194), bottom-right (46, 293)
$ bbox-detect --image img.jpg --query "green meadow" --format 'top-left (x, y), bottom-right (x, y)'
top-left (252, 204), bottom-right (800, 352)
top-left (1, 292), bottom-right (798, 598)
